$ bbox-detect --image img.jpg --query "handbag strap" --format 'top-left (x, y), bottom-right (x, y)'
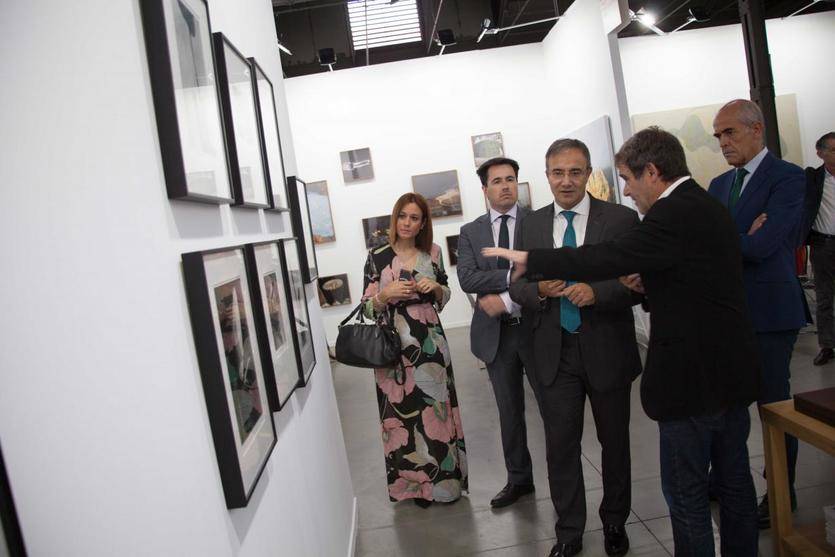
top-left (339, 301), bottom-right (367, 327)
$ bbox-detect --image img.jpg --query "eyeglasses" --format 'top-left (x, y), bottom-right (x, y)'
top-left (548, 168), bottom-right (588, 179)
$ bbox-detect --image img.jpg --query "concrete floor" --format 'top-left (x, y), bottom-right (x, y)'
top-left (333, 326), bottom-right (835, 556)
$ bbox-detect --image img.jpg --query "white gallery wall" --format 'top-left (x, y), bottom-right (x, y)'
top-left (0, 1), bottom-right (354, 556)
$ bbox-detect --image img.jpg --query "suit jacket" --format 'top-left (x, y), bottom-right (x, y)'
top-left (708, 152), bottom-right (806, 332)
top-left (526, 180), bottom-right (761, 421)
top-left (802, 165), bottom-right (827, 244)
top-left (509, 196), bottom-right (642, 391)
top-left (457, 206), bottom-right (530, 364)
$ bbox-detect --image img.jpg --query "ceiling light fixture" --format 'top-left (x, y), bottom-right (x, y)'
top-left (435, 29), bottom-right (456, 55)
top-left (629, 8), bottom-right (665, 36)
top-left (318, 48), bottom-right (336, 72)
top-left (276, 41), bottom-right (292, 56)
top-left (476, 15), bottom-right (562, 43)
top-left (670, 7), bottom-right (711, 33)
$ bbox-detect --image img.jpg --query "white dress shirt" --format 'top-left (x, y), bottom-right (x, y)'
top-left (813, 168), bottom-right (835, 235)
top-left (657, 175), bottom-right (692, 201)
top-left (738, 147), bottom-right (769, 195)
top-left (489, 204), bottom-right (520, 315)
top-left (553, 193), bottom-right (591, 248)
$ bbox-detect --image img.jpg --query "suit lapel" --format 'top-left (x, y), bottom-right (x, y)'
top-left (480, 212), bottom-right (498, 269)
top-left (541, 204), bottom-right (555, 248)
top-left (512, 207), bottom-right (525, 249)
top-left (733, 153), bottom-right (774, 217)
top-left (584, 197), bottom-right (606, 245)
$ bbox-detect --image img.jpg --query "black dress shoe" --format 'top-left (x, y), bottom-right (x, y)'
top-left (490, 483), bottom-right (534, 508)
top-left (757, 493), bottom-right (797, 529)
top-left (548, 539), bottom-right (582, 557)
top-left (813, 348), bottom-right (834, 365)
top-left (603, 524), bottom-right (629, 556)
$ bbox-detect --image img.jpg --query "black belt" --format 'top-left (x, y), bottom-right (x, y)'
top-left (500, 316), bottom-right (522, 326)
top-left (811, 230), bottom-right (835, 240)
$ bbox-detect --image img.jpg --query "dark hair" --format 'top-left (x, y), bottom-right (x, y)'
top-left (545, 138), bottom-right (591, 168)
top-left (816, 132), bottom-right (835, 151)
top-left (476, 157), bottom-right (519, 186)
top-left (615, 126), bottom-right (690, 182)
top-left (389, 193), bottom-right (433, 252)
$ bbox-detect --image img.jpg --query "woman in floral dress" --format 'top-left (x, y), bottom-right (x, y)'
top-left (362, 193), bottom-right (468, 507)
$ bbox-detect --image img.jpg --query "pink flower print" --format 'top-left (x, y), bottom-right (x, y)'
top-left (389, 470), bottom-right (433, 501)
top-left (406, 303), bottom-right (439, 324)
top-left (375, 364), bottom-right (415, 403)
top-left (452, 406), bottom-right (464, 439)
top-left (382, 418), bottom-right (409, 455)
top-left (422, 400), bottom-right (455, 443)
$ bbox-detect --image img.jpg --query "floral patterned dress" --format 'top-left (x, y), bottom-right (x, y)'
top-left (362, 243), bottom-right (468, 503)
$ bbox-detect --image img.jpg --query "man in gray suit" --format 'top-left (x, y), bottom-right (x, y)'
top-left (457, 157), bottom-right (534, 508)
top-left (509, 139), bottom-right (641, 557)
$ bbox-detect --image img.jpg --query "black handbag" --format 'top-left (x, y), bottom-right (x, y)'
top-left (334, 301), bottom-right (401, 368)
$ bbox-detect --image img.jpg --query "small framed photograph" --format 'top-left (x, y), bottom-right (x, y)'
top-left (286, 176), bottom-right (319, 283)
top-left (484, 181), bottom-right (532, 211)
top-left (181, 246), bottom-right (276, 508)
top-left (279, 238), bottom-right (316, 384)
top-left (362, 214), bottom-right (391, 249)
top-left (446, 235), bottom-right (459, 266)
top-left (340, 147), bottom-right (374, 183)
top-left (213, 32), bottom-right (270, 208)
top-left (471, 132), bottom-right (504, 169)
top-left (248, 58), bottom-right (289, 212)
top-left (306, 181), bottom-right (336, 244)
top-left (244, 242), bottom-right (302, 411)
top-left (317, 274), bottom-right (351, 307)
top-left (412, 170), bottom-right (462, 218)
top-left (139, 0), bottom-right (233, 203)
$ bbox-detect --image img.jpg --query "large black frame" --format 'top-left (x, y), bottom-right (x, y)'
top-left (213, 32), bottom-right (270, 209)
top-left (244, 241), bottom-right (303, 411)
top-left (279, 238), bottom-right (317, 384)
top-left (0, 444), bottom-right (26, 557)
top-left (182, 246), bottom-right (276, 508)
top-left (139, 0), bottom-right (234, 204)
top-left (248, 58), bottom-right (289, 213)
top-left (286, 176), bottom-right (319, 283)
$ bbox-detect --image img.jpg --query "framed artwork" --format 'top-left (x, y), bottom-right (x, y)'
top-left (362, 214), bottom-right (391, 249)
top-left (562, 115), bottom-right (619, 203)
top-left (286, 176), bottom-right (319, 283)
top-left (244, 242), bottom-right (302, 411)
top-left (317, 274), bottom-right (351, 307)
top-left (412, 170), bottom-right (462, 218)
top-left (306, 181), bottom-right (336, 244)
top-left (279, 238), bottom-right (317, 384)
top-left (213, 32), bottom-right (270, 208)
top-left (446, 235), bottom-right (459, 267)
top-left (340, 147), bottom-right (374, 182)
top-left (483, 181), bottom-right (531, 211)
top-left (181, 246), bottom-right (275, 508)
top-left (139, 0), bottom-right (233, 203)
top-left (248, 57), bottom-right (289, 212)
top-left (471, 132), bottom-right (504, 169)
top-left (0, 443), bottom-right (26, 557)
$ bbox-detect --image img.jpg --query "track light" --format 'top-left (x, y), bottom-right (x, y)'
top-left (476, 15), bottom-right (562, 43)
top-left (629, 8), bottom-right (665, 35)
top-left (276, 41), bottom-right (292, 56)
top-left (318, 48), bottom-right (335, 72)
top-left (435, 29), bottom-right (456, 56)
top-left (670, 7), bottom-right (710, 33)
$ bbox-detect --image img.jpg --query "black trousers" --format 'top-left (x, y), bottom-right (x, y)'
top-left (530, 331), bottom-right (632, 543)
top-left (811, 234), bottom-right (835, 349)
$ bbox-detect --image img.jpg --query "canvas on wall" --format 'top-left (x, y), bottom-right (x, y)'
top-left (362, 214), bottom-right (391, 249)
top-left (446, 235), bottom-right (459, 266)
top-left (562, 116), bottom-right (619, 203)
top-left (340, 147), bottom-right (374, 182)
top-left (317, 274), bottom-right (351, 307)
top-left (631, 94), bottom-right (804, 189)
top-left (471, 132), bottom-right (504, 169)
top-left (412, 170), bottom-right (462, 218)
top-left (306, 180), bottom-right (336, 244)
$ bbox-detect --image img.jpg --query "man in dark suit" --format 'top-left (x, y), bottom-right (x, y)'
top-left (503, 139), bottom-right (640, 557)
top-left (708, 99), bottom-right (807, 527)
top-left (802, 132), bottom-right (835, 365)
top-left (484, 127), bottom-right (760, 556)
top-left (457, 157), bottom-right (535, 508)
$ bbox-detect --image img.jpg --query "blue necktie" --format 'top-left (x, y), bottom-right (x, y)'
top-left (560, 211), bottom-right (581, 333)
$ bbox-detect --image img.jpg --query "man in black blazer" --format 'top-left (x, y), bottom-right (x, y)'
top-left (484, 127), bottom-right (760, 556)
top-left (803, 132), bottom-right (835, 365)
top-left (457, 157), bottom-right (535, 508)
top-left (502, 139), bottom-right (640, 557)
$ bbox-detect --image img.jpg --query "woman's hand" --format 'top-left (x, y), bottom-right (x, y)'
top-left (415, 277), bottom-right (442, 299)
top-left (379, 279), bottom-right (417, 303)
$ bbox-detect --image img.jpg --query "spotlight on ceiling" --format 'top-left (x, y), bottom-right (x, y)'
top-left (318, 48), bottom-right (335, 72)
top-left (276, 40), bottom-right (292, 56)
top-left (670, 6), bottom-right (711, 33)
top-left (435, 29), bottom-right (456, 55)
top-left (477, 18), bottom-right (492, 43)
top-left (785, 0), bottom-right (835, 18)
top-left (476, 15), bottom-right (563, 43)
top-left (629, 8), bottom-right (665, 35)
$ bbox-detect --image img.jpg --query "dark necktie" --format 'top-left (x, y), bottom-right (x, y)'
top-left (728, 168), bottom-right (748, 212)
top-left (560, 210), bottom-right (581, 332)
top-left (497, 214), bottom-right (510, 270)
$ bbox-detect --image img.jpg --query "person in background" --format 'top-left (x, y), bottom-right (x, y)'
top-left (361, 193), bottom-right (467, 508)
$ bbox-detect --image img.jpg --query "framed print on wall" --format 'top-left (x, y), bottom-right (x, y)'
top-left (446, 235), bottom-right (459, 266)
top-left (181, 246), bottom-right (276, 508)
top-left (139, 0), bottom-right (233, 203)
top-left (248, 57), bottom-right (289, 212)
top-left (317, 274), bottom-right (351, 308)
top-left (471, 132), bottom-right (504, 169)
top-left (362, 214), bottom-right (391, 249)
top-left (213, 32), bottom-right (270, 209)
top-left (339, 147), bottom-right (374, 183)
top-left (412, 170), bottom-right (463, 218)
top-left (244, 242), bottom-right (302, 411)
top-left (286, 176), bottom-right (319, 283)
top-left (279, 238), bottom-right (316, 384)
top-left (306, 181), bottom-right (336, 244)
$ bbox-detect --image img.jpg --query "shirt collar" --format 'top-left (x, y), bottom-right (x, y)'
top-left (658, 175), bottom-right (692, 200)
top-left (490, 204), bottom-right (518, 223)
top-left (742, 147), bottom-right (769, 176)
top-left (553, 192), bottom-right (591, 217)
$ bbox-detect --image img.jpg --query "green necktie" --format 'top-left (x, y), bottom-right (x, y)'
top-left (728, 168), bottom-right (748, 212)
top-left (560, 211), bottom-right (581, 333)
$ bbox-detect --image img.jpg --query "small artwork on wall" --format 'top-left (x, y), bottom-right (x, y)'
top-left (484, 181), bottom-right (532, 211)
top-left (362, 214), bottom-right (391, 249)
top-left (446, 235), bottom-right (459, 266)
top-left (471, 132), bottom-right (504, 169)
top-left (412, 170), bottom-right (462, 219)
top-left (306, 180), bottom-right (336, 244)
top-left (317, 274), bottom-right (351, 307)
top-left (340, 147), bottom-right (374, 183)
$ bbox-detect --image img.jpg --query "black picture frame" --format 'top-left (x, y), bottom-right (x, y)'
top-left (446, 235), bottom-right (459, 266)
top-left (279, 238), bottom-right (317, 385)
top-left (0, 443), bottom-right (26, 557)
top-left (286, 176), bottom-right (319, 283)
top-left (139, 0), bottom-right (234, 204)
top-left (213, 32), bottom-right (270, 209)
top-left (248, 58), bottom-right (289, 213)
top-left (244, 241), bottom-right (302, 411)
top-left (181, 246), bottom-right (276, 508)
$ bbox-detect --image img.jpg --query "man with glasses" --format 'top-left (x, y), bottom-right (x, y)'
top-left (507, 139), bottom-right (641, 557)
